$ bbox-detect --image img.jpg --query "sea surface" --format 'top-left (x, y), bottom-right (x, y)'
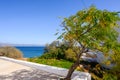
top-left (15, 46), bottom-right (45, 58)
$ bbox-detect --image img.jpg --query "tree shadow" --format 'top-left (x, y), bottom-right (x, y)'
top-left (0, 68), bottom-right (61, 80)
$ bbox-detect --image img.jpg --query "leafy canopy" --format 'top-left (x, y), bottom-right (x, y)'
top-left (60, 6), bottom-right (120, 56)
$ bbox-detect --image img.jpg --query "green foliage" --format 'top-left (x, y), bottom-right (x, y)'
top-left (60, 6), bottom-right (120, 52)
top-left (65, 48), bottom-right (76, 61)
top-left (0, 46), bottom-right (23, 58)
top-left (29, 58), bottom-right (73, 69)
top-left (40, 52), bottom-right (58, 59)
top-left (103, 73), bottom-right (117, 80)
top-left (42, 40), bottom-right (78, 61)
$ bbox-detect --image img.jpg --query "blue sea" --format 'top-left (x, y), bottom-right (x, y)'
top-left (15, 46), bottom-right (45, 58)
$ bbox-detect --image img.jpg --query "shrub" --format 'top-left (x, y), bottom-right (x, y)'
top-left (40, 52), bottom-right (57, 59)
top-left (0, 46), bottom-right (23, 58)
top-left (43, 40), bottom-right (77, 61)
top-left (65, 48), bottom-right (76, 62)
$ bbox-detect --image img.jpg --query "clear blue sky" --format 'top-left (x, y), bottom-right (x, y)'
top-left (0, 0), bottom-right (120, 45)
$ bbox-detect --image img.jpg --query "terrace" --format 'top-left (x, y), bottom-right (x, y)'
top-left (0, 57), bottom-right (91, 80)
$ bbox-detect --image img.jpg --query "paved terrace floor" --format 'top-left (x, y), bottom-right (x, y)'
top-left (0, 58), bottom-right (61, 80)
top-left (0, 57), bottom-right (91, 80)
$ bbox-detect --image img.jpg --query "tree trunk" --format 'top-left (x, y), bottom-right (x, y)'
top-left (64, 60), bottom-right (80, 80)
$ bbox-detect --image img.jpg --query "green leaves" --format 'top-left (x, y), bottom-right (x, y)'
top-left (60, 6), bottom-right (120, 52)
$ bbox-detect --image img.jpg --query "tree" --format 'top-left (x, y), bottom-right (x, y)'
top-left (58, 6), bottom-right (120, 80)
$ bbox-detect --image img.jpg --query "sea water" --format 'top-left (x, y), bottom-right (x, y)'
top-left (16, 46), bottom-right (45, 58)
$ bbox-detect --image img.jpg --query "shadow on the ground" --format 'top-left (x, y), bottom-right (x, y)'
top-left (0, 68), bottom-right (61, 80)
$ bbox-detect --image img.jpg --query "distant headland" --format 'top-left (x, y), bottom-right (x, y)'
top-left (0, 43), bottom-right (44, 47)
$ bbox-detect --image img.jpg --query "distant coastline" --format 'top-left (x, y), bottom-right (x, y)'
top-left (0, 43), bottom-right (44, 47)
